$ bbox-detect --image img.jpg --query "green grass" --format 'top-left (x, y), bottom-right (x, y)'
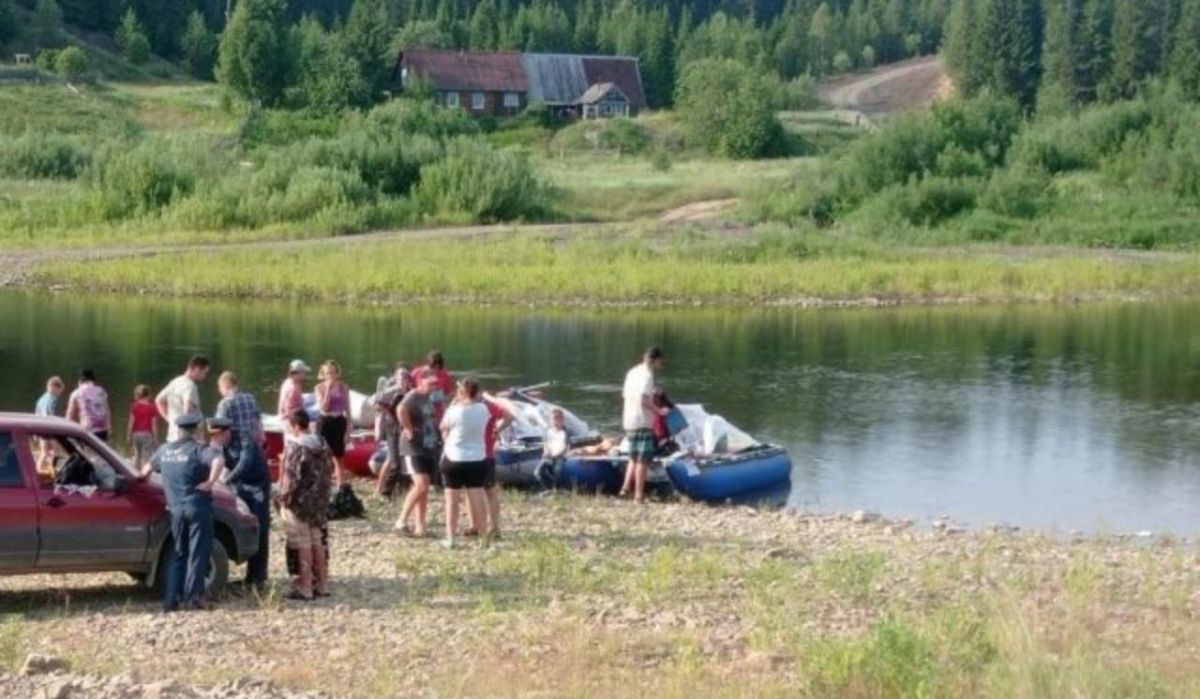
top-left (536, 154), bottom-right (810, 221)
top-left (30, 227), bottom-right (1200, 305)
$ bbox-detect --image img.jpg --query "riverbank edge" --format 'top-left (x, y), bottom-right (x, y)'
top-left (16, 277), bottom-right (1195, 310)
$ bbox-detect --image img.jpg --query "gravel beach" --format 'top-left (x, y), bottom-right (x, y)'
top-left (2, 487), bottom-right (1199, 698)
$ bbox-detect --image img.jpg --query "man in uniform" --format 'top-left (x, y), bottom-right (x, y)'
top-left (152, 415), bottom-right (227, 612)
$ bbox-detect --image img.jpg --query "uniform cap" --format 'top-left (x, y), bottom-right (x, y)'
top-left (175, 414), bottom-right (203, 430)
top-left (208, 416), bottom-right (233, 431)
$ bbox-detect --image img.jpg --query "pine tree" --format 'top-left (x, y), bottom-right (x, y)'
top-left (33, 0), bottom-right (63, 50)
top-left (180, 10), bottom-right (218, 79)
top-left (1038, 0), bottom-right (1083, 113)
top-left (470, 0), bottom-right (500, 49)
top-left (116, 8), bottom-right (151, 64)
top-left (943, 0), bottom-right (988, 95)
top-left (0, 0), bottom-right (17, 51)
top-left (981, 0), bottom-right (1043, 108)
top-left (1076, 0), bottom-right (1111, 103)
top-left (1172, 0), bottom-right (1200, 97)
top-left (1106, 0), bottom-right (1144, 98)
top-left (344, 0), bottom-right (395, 98)
top-left (808, 2), bottom-right (834, 74)
top-left (216, 0), bottom-right (292, 106)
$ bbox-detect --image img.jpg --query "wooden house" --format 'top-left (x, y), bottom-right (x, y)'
top-left (398, 50), bottom-right (646, 120)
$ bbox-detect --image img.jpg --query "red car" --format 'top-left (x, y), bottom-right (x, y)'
top-left (0, 413), bottom-right (260, 597)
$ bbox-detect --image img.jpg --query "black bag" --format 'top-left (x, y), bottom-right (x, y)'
top-left (327, 483), bottom-right (366, 520)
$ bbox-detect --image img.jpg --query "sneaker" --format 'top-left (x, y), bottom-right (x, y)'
top-left (440, 537), bottom-right (454, 550)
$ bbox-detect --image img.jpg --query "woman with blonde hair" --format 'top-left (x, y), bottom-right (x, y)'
top-left (314, 360), bottom-right (351, 488)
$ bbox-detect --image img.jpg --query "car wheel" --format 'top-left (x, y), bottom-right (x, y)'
top-left (205, 541), bottom-right (230, 599)
top-left (150, 538), bottom-right (232, 599)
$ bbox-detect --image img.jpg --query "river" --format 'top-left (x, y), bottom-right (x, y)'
top-left (2, 292), bottom-right (1198, 534)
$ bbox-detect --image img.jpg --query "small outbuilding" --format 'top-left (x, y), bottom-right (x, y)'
top-left (577, 82), bottom-right (631, 119)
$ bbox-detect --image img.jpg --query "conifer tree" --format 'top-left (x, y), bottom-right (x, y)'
top-left (1172, 0), bottom-right (1200, 97)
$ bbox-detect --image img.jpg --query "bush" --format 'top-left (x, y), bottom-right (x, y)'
top-left (600, 118), bottom-right (650, 154)
top-left (359, 99), bottom-right (478, 141)
top-left (36, 49), bottom-right (58, 74)
top-left (238, 108), bottom-right (340, 149)
top-left (836, 93), bottom-right (1022, 206)
top-left (873, 176), bottom-right (979, 227)
top-left (980, 166), bottom-right (1053, 218)
top-left (833, 51), bottom-right (853, 73)
top-left (1014, 99), bottom-right (1153, 174)
top-left (54, 46), bottom-right (88, 82)
top-left (416, 138), bottom-right (548, 222)
top-left (86, 141), bottom-right (197, 219)
top-left (302, 129), bottom-right (442, 196)
top-left (0, 132), bottom-right (90, 179)
top-left (781, 74), bottom-right (821, 110)
top-left (676, 58), bottom-right (784, 159)
top-left (123, 32), bottom-right (150, 65)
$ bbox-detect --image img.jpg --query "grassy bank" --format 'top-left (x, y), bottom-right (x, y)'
top-left (2, 491), bottom-right (1198, 697)
top-left (28, 228), bottom-right (1200, 306)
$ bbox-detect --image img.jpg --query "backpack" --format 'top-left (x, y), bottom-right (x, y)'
top-left (327, 482), bottom-right (366, 520)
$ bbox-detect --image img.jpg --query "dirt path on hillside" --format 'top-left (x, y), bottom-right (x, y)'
top-left (820, 55), bottom-right (949, 122)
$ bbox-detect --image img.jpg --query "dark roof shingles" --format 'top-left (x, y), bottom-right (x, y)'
top-left (402, 50), bottom-right (528, 92)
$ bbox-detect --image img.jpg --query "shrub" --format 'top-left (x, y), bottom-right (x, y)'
top-left (676, 58), bottom-right (784, 159)
top-left (0, 132), bottom-right (90, 179)
top-left (980, 166), bottom-right (1053, 218)
top-left (1014, 99), bottom-right (1153, 174)
top-left (123, 32), bottom-right (150, 65)
top-left (359, 98), bottom-right (479, 141)
top-left (238, 108), bottom-right (340, 149)
top-left (836, 93), bottom-right (1022, 206)
top-left (873, 176), bottom-right (979, 227)
top-left (600, 118), bottom-right (650, 154)
top-left (35, 50), bottom-right (58, 73)
top-left (86, 141), bottom-right (197, 219)
top-left (833, 51), bottom-right (853, 73)
top-left (54, 46), bottom-right (87, 82)
top-left (782, 74), bottom-right (820, 110)
top-left (303, 129), bottom-right (443, 196)
top-left (415, 138), bottom-right (548, 222)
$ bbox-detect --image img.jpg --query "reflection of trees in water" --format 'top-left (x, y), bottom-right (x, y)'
top-left (4, 296), bottom-right (1200, 482)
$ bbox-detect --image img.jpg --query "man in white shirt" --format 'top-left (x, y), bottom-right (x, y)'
top-left (156, 355), bottom-right (211, 442)
top-left (620, 346), bottom-right (665, 503)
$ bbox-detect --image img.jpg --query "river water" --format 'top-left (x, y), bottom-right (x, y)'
top-left (2, 292), bottom-right (1198, 534)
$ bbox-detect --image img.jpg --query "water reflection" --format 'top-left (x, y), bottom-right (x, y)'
top-left (2, 292), bottom-right (1199, 533)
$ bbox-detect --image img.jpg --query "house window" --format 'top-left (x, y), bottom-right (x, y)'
top-left (445, 92), bottom-right (460, 108)
top-left (503, 92), bottom-right (520, 108)
top-left (472, 92), bottom-right (486, 110)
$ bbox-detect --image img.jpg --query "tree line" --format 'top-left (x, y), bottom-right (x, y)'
top-left (3, 0), bottom-right (950, 109)
top-left (945, 0), bottom-right (1200, 110)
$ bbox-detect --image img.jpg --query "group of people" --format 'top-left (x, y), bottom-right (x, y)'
top-left (31, 344), bottom-right (672, 610)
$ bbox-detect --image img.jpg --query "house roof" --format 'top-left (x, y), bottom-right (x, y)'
top-left (577, 82), bottom-right (629, 105)
top-left (521, 53), bottom-right (646, 109)
top-left (401, 50), bottom-right (528, 92)
top-left (580, 57), bottom-right (646, 109)
top-left (399, 50), bottom-right (647, 109)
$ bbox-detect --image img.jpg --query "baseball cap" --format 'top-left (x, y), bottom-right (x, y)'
top-left (288, 359), bottom-right (311, 373)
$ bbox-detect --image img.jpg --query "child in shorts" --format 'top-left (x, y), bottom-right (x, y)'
top-left (128, 384), bottom-right (160, 473)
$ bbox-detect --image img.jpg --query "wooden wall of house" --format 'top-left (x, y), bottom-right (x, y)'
top-left (438, 90), bottom-right (526, 117)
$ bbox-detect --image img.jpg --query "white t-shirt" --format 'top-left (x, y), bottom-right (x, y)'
top-left (157, 374), bottom-right (200, 442)
top-left (622, 363), bottom-right (655, 431)
top-left (544, 426), bottom-right (569, 458)
top-left (441, 401), bottom-right (489, 462)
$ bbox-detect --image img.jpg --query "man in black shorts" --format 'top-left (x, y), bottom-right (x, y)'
top-left (395, 370), bottom-right (440, 536)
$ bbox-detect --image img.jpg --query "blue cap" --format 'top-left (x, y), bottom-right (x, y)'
top-left (175, 414), bottom-right (202, 430)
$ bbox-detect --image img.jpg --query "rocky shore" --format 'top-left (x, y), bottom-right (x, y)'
top-left (3, 489), bottom-right (1199, 698)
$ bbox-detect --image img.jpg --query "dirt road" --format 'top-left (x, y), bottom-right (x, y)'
top-left (820, 55), bottom-right (949, 121)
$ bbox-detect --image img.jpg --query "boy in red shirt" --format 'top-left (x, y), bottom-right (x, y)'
top-left (128, 384), bottom-right (160, 474)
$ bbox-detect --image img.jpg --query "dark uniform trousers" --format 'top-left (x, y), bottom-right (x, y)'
top-left (165, 498), bottom-right (213, 611)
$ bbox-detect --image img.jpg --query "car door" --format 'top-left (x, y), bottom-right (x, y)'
top-left (32, 431), bottom-right (156, 568)
top-left (0, 430), bottom-right (38, 570)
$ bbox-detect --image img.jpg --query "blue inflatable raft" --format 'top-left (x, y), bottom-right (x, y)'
top-left (664, 445), bottom-right (792, 503)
